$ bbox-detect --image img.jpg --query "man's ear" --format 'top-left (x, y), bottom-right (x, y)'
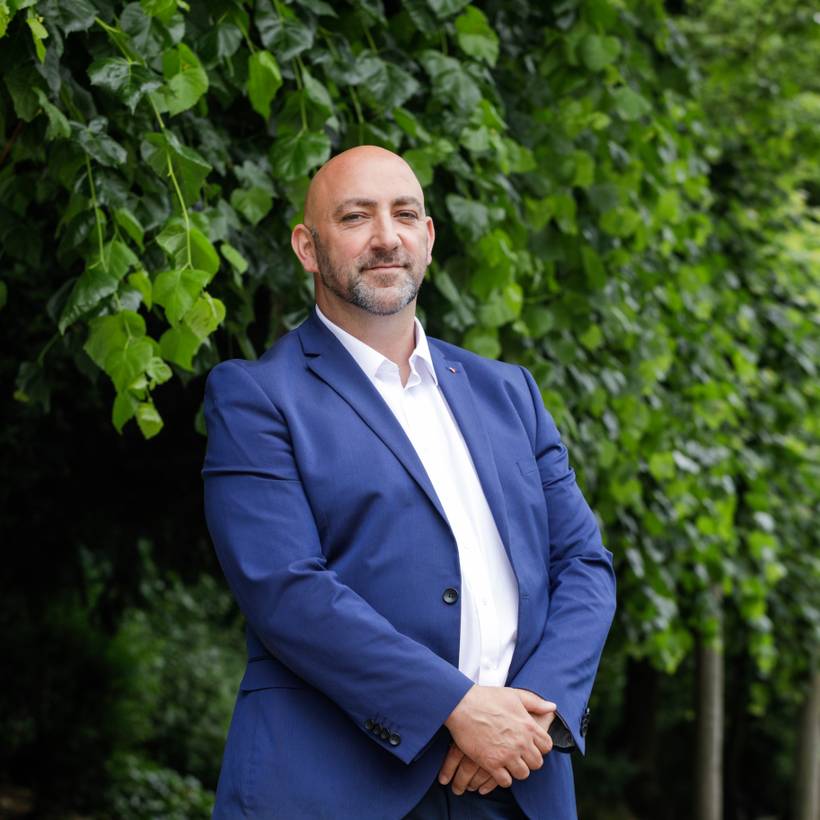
top-left (291, 224), bottom-right (318, 273)
top-left (425, 216), bottom-right (435, 265)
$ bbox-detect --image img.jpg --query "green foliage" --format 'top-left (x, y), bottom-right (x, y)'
top-left (103, 753), bottom-right (214, 820)
top-left (0, 538), bottom-right (242, 813)
top-left (1, 1), bottom-right (818, 813)
top-left (112, 540), bottom-right (244, 785)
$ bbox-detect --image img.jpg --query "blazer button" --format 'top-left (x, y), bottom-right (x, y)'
top-left (364, 719), bottom-right (374, 731)
top-left (389, 732), bottom-right (401, 747)
top-left (580, 707), bottom-right (590, 737)
top-left (442, 587), bottom-right (459, 605)
top-left (380, 727), bottom-right (390, 741)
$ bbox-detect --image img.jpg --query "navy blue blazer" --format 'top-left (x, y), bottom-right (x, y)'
top-left (202, 309), bottom-right (616, 819)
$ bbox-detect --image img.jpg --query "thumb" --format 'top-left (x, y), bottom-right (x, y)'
top-left (514, 688), bottom-right (556, 715)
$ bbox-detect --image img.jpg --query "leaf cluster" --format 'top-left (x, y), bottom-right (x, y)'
top-left (0, 0), bottom-right (817, 704)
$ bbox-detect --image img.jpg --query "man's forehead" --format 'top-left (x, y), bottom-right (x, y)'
top-left (306, 148), bottom-right (424, 221)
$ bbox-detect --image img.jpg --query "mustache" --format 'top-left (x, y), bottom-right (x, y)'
top-left (358, 251), bottom-right (410, 270)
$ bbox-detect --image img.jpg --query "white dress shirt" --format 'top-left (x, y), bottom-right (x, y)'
top-left (315, 305), bottom-right (519, 686)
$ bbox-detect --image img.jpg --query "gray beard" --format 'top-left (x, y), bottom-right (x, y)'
top-left (312, 231), bottom-right (423, 316)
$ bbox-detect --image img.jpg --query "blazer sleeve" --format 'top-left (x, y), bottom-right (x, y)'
top-left (508, 366), bottom-right (617, 754)
top-left (202, 360), bottom-right (473, 764)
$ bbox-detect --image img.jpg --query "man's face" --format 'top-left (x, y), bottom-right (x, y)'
top-left (298, 151), bottom-right (435, 317)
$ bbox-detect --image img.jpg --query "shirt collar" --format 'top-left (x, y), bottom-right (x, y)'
top-left (314, 305), bottom-right (438, 386)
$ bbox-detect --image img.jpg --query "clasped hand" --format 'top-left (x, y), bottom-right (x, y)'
top-left (440, 686), bottom-right (556, 796)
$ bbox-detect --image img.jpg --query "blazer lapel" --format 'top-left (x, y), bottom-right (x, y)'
top-left (429, 345), bottom-right (513, 557)
top-left (297, 311), bottom-right (449, 526)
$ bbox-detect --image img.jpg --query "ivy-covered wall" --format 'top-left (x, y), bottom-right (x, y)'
top-left (1, 0), bottom-right (817, 816)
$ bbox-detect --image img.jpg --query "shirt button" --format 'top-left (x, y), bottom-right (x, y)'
top-left (442, 587), bottom-right (459, 605)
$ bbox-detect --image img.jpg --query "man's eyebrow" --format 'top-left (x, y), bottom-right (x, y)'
top-left (333, 198), bottom-right (377, 216)
top-left (392, 196), bottom-right (424, 212)
top-left (332, 196), bottom-right (425, 217)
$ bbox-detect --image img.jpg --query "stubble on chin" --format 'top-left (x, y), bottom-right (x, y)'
top-left (312, 230), bottom-right (424, 316)
top-left (347, 271), bottom-right (420, 316)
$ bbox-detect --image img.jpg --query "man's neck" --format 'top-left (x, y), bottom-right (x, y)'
top-left (316, 295), bottom-right (417, 383)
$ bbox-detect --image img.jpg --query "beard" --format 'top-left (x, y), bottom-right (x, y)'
top-left (311, 230), bottom-right (425, 316)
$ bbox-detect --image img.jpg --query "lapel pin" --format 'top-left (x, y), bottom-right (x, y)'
top-left (448, 367), bottom-right (457, 374)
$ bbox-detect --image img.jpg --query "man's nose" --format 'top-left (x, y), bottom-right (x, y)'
top-left (370, 213), bottom-right (400, 250)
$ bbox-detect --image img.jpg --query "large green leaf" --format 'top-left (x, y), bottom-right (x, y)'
top-left (363, 61), bottom-right (420, 110)
top-left (153, 268), bottom-right (210, 324)
top-left (88, 57), bottom-right (162, 113)
top-left (612, 86), bottom-right (651, 121)
top-left (158, 293), bottom-right (225, 369)
top-left (3, 63), bottom-right (43, 121)
top-left (155, 220), bottom-right (219, 275)
top-left (33, 88), bottom-right (70, 140)
top-left (74, 118), bottom-right (128, 167)
top-left (230, 187), bottom-right (274, 226)
top-left (184, 293), bottom-right (226, 339)
top-left (159, 323), bottom-right (201, 370)
top-left (255, 3), bottom-right (314, 60)
top-left (454, 6), bottom-right (499, 66)
top-left (302, 69), bottom-right (333, 117)
top-left (58, 241), bottom-right (139, 332)
top-left (141, 130), bottom-right (212, 203)
top-left (48, 0), bottom-right (96, 34)
top-left (446, 194), bottom-right (492, 241)
top-left (247, 50), bottom-right (282, 120)
top-left (580, 34), bottom-right (621, 72)
top-left (106, 336), bottom-right (154, 392)
top-left (84, 310), bottom-right (146, 370)
top-left (160, 43), bottom-right (209, 116)
top-left (270, 130), bottom-right (331, 181)
top-left (418, 51), bottom-right (481, 114)
top-left (136, 399), bottom-right (164, 438)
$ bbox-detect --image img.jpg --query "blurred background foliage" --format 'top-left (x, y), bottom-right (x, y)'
top-left (0, 0), bottom-right (817, 817)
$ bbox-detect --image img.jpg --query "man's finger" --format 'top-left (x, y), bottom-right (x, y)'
top-left (534, 730), bottom-right (553, 756)
top-left (438, 744), bottom-right (465, 785)
top-left (490, 766), bottom-right (513, 788)
top-left (514, 689), bottom-right (556, 715)
top-left (466, 767), bottom-right (494, 792)
top-left (522, 742), bottom-right (545, 772)
top-left (508, 757), bottom-right (531, 781)
top-left (450, 756), bottom-right (480, 795)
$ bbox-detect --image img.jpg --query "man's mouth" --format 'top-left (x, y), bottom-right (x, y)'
top-left (362, 263), bottom-right (407, 271)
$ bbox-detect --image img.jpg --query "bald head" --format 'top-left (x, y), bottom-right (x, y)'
top-left (304, 145), bottom-right (426, 227)
top-left (291, 144), bottom-right (435, 321)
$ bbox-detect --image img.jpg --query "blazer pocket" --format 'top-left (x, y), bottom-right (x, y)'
top-left (517, 457), bottom-right (540, 477)
top-left (239, 657), bottom-right (307, 692)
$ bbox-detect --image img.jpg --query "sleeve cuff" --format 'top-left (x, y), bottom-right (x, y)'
top-left (549, 710), bottom-right (576, 752)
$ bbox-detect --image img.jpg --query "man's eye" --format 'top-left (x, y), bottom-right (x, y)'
top-left (397, 211), bottom-right (418, 220)
top-left (341, 213), bottom-right (365, 222)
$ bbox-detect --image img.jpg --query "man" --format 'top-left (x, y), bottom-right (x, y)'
top-left (203, 146), bottom-right (616, 819)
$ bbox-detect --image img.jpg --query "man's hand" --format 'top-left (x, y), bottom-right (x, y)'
top-left (443, 686), bottom-right (555, 788)
top-left (440, 691), bottom-right (557, 795)
top-left (438, 744), bottom-right (498, 795)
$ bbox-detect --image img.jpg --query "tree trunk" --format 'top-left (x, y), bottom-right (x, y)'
top-left (695, 620), bottom-right (724, 820)
top-left (794, 669), bottom-right (820, 820)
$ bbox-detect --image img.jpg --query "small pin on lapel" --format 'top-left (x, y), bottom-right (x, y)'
top-left (448, 367), bottom-right (457, 374)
